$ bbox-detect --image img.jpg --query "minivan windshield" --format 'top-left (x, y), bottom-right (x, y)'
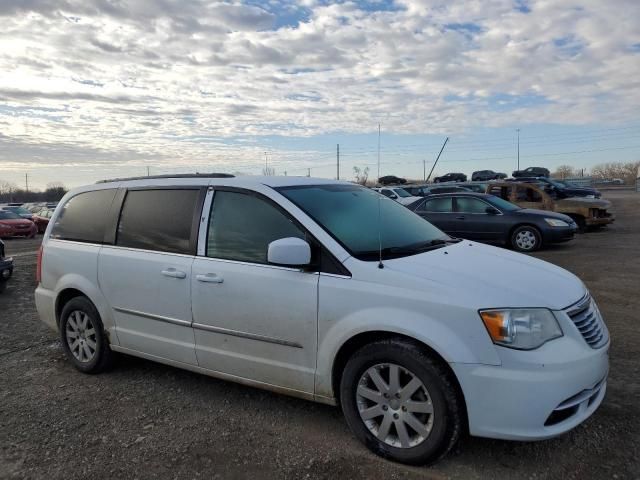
top-left (277, 184), bottom-right (452, 261)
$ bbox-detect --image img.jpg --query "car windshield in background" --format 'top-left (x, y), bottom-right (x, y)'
top-left (277, 184), bottom-right (450, 261)
top-left (394, 188), bottom-right (412, 198)
top-left (5, 206), bottom-right (30, 215)
top-left (0, 211), bottom-right (22, 220)
top-left (485, 195), bottom-right (521, 211)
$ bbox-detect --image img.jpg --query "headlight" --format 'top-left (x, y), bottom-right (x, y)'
top-left (544, 218), bottom-right (569, 227)
top-left (480, 309), bottom-right (563, 350)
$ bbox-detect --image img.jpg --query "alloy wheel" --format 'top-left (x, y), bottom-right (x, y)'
top-left (65, 310), bottom-right (97, 363)
top-left (515, 230), bottom-right (537, 251)
top-left (356, 363), bottom-right (434, 449)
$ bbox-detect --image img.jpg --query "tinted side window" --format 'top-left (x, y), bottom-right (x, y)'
top-left (516, 186), bottom-right (543, 202)
top-left (488, 185), bottom-right (512, 201)
top-left (50, 189), bottom-right (117, 243)
top-left (116, 189), bottom-right (199, 255)
top-left (207, 191), bottom-right (304, 264)
top-left (455, 197), bottom-right (488, 213)
top-left (420, 197), bottom-right (453, 213)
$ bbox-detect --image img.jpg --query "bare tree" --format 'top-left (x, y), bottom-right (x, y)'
top-left (552, 165), bottom-right (576, 179)
top-left (353, 166), bottom-right (370, 186)
top-left (591, 161), bottom-right (640, 184)
top-left (262, 166), bottom-right (276, 176)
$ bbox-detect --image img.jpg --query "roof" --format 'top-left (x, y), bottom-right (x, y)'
top-left (95, 173), bottom-right (349, 189)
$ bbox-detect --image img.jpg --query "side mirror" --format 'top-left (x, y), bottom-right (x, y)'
top-left (389, 194), bottom-right (398, 199)
top-left (485, 207), bottom-right (500, 215)
top-left (267, 237), bottom-right (311, 267)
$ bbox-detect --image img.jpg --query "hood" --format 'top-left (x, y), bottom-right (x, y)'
top-left (557, 197), bottom-right (611, 209)
top-left (515, 208), bottom-right (574, 223)
top-left (0, 218), bottom-right (33, 226)
top-left (379, 241), bottom-right (585, 311)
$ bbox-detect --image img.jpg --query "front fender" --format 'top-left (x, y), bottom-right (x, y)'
top-left (315, 305), bottom-right (501, 399)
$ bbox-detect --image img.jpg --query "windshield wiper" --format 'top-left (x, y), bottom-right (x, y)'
top-left (356, 238), bottom-right (460, 260)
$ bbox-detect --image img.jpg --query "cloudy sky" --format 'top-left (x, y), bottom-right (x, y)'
top-left (1, 0), bottom-right (639, 189)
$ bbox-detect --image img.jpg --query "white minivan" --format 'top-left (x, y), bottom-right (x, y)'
top-left (35, 174), bottom-right (609, 465)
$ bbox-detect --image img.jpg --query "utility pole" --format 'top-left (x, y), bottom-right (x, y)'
top-left (307, 168), bottom-right (311, 177)
top-left (336, 144), bottom-right (340, 180)
top-left (516, 128), bottom-right (520, 171)
top-left (264, 151), bottom-right (268, 173)
top-left (25, 173), bottom-right (29, 192)
top-left (377, 124), bottom-right (381, 182)
top-left (423, 159), bottom-right (426, 182)
top-left (147, 166), bottom-right (150, 177)
top-left (284, 170), bottom-right (287, 176)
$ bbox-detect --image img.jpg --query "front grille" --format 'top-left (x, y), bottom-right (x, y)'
top-left (565, 294), bottom-right (608, 349)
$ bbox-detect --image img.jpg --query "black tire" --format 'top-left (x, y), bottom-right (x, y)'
top-left (59, 296), bottom-right (114, 374)
top-left (568, 215), bottom-right (586, 233)
top-left (510, 225), bottom-right (542, 252)
top-left (340, 339), bottom-right (464, 465)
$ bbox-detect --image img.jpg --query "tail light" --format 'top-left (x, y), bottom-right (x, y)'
top-left (36, 245), bottom-right (43, 284)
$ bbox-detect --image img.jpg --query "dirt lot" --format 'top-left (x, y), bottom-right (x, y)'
top-left (1, 191), bottom-right (639, 480)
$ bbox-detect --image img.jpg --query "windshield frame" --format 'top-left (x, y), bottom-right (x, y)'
top-left (276, 184), bottom-right (450, 261)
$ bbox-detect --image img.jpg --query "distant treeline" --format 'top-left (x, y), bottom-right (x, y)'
top-left (0, 181), bottom-right (68, 203)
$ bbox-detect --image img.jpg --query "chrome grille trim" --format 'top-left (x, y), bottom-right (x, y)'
top-left (565, 293), bottom-right (608, 349)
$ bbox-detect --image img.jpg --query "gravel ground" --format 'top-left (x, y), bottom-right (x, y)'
top-left (1, 191), bottom-right (639, 479)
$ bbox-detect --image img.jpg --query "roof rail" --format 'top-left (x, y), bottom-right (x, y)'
top-left (96, 173), bottom-right (235, 184)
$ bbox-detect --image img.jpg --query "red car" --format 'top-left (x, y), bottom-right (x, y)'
top-left (32, 209), bottom-right (54, 234)
top-left (0, 210), bottom-right (37, 238)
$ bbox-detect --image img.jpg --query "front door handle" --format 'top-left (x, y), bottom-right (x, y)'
top-left (196, 273), bottom-right (224, 284)
top-left (456, 215), bottom-right (465, 220)
top-left (161, 268), bottom-right (187, 279)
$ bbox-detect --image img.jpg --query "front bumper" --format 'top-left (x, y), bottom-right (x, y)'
top-left (585, 215), bottom-right (614, 227)
top-left (0, 258), bottom-right (14, 282)
top-left (544, 226), bottom-right (577, 244)
top-left (451, 337), bottom-right (609, 441)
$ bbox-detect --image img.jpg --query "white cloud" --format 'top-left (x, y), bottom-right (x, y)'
top-left (0, 0), bottom-right (639, 186)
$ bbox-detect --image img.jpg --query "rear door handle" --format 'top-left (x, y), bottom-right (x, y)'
top-left (161, 268), bottom-right (187, 279)
top-left (196, 273), bottom-right (224, 284)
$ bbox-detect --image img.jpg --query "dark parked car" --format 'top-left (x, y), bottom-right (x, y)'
top-left (0, 239), bottom-right (13, 293)
top-left (0, 210), bottom-right (37, 238)
top-left (33, 208), bottom-right (54, 233)
top-left (433, 172), bottom-right (467, 183)
top-left (378, 175), bottom-right (407, 185)
top-left (512, 167), bottom-right (550, 178)
top-left (471, 170), bottom-right (507, 181)
top-left (404, 185), bottom-right (472, 196)
top-left (511, 177), bottom-right (601, 199)
top-left (408, 192), bottom-right (577, 252)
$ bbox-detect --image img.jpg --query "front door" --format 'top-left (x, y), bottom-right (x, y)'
top-left (452, 196), bottom-right (506, 242)
top-left (191, 189), bottom-right (318, 394)
top-left (99, 188), bottom-right (202, 365)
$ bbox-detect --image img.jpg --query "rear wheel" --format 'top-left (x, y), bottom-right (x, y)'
top-left (511, 225), bottom-right (542, 252)
top-left (59, 296), bottom-right (114, 373)
top-left (340, 340), bottom-right (464, 465)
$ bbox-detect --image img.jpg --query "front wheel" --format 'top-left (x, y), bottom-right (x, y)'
top-left (340, 340), bottom-right (464, 465)
top-left (511, 225), bottom-right (542, 252)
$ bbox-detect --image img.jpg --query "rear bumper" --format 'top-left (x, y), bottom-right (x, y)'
top-left (452, 340), bottom-right (609, 441)
top-left (35, 285), bottom-right (58, 331)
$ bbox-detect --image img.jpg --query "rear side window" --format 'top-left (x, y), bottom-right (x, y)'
top-left (116, 189), bottom-right (200, 255)
top-left (516, 186), bottom-right (543, 202)
top-left (455, 197), bottom-right (488, 213)
top-left (488, 185), bottom-right (513, 201)
top-left (50, 189), bottom-right (117, 243)
top-left (206, 190), bottom-right (304, 264)
top-left (419, 197), bottom-right (453, 213)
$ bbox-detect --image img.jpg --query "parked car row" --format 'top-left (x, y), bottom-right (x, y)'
top-left (0, 204), bottom-right (54, 238)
